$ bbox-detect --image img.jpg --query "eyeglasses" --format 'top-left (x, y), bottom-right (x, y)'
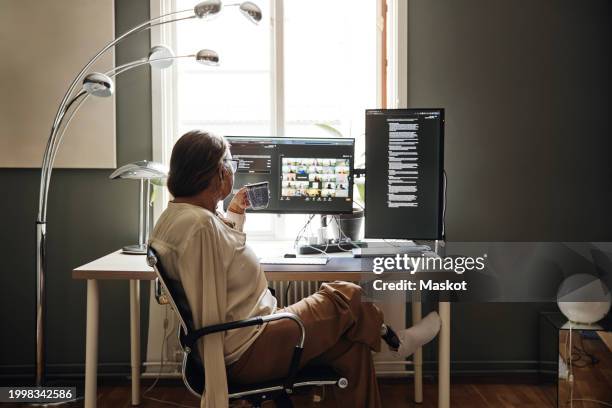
top-left (224, 158), bottom-right (239, 173)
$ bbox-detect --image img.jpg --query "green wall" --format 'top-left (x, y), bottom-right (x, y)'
top-left (406, 0), bottom-right (612, 374)
top-left (0, 0), bottom-right (152, 379)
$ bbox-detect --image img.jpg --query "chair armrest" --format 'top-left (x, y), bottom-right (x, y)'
top-left (183, 312), bottom-right (305, 351)
top-left (184, 312), bottom-right (307, 393)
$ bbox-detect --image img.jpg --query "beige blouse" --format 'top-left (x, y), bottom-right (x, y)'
top-left (149, 202), bottom-right (277, 407)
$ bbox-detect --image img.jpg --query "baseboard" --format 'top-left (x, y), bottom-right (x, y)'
top-left (0, 363), bottom-right (131, 382)
top-left (422, 359), bottom-right (557, 377)
top-left (1, 360), bottom-right (558, 381)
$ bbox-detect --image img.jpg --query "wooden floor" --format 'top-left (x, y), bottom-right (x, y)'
top-left (6, 333), bottom-right (612, 407)
top-left (558, 332), bottom-right (612, 408)
top-left (8, 379), bottom-right (554, 408)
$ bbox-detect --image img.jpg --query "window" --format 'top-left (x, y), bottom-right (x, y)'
top-left (282, 1), bottom-right (377, 150)
top-left (174, 0), bottom-right (272, 137)
top-left (152, 0), bottom-right (405, 239)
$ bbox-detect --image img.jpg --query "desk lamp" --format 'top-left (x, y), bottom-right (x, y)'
top-left (110, 161), bottom-right (169, 254)
top-left (34, 0), bottom-right (261, 387)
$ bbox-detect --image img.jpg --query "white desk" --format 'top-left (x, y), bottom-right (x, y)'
top-left (73, 248), bottom-right (451, 408)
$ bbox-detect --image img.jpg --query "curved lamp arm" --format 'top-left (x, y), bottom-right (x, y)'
top-left (37, 11), bottom-right (194, 222)
top-left (39, 0), bottom-right (261, 201)
top-left (48, 47), bottom-right (220, 167)
top-left (37, 0), bottom-right (261, 223)
top-left (37, 0), bottom-right (242, 222)
top-left (110, 53), bottom-right (195, 76)
top-left (47, 53), bottom-right (207, 167)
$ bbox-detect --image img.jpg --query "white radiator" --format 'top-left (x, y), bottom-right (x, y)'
top-left (270, 280), bottom-right (323, 308)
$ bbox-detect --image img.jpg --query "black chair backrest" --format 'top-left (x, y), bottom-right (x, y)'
top-left (147, 245), bottom-right (205, 395)
top-left (147, 246), bottom-right (195, 334)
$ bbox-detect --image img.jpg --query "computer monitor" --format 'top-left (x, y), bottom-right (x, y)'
top-left (225, 136), bottom-right (355, 214)
top-left (365, 109), bottom-right (445, 240)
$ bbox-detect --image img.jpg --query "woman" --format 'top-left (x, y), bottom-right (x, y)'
top-left (149, 130), bottom-right (441, 408)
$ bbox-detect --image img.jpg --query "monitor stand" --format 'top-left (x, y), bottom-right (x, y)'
top-left (297, 240), bottom-right (368, 255)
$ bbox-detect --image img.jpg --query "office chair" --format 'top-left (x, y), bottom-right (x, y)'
top-left (146, 246), bottom-right (348, 408)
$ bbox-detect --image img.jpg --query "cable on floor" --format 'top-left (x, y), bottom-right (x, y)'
top-left (142, 305), bottom-right (198, 408)
top-left (143, 305), bottom-right (170, 395)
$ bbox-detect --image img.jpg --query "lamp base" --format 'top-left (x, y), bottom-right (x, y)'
top-left (561, 321), bottom-right (604, 330)
top-left (122, 244), bottom-right (147, 255)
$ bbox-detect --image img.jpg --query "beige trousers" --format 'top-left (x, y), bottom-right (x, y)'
top-left (227, 281), bottom-right (384, 408)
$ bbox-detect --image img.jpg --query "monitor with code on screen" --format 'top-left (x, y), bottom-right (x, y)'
top-left (365, 109), bottom-right (445, 240)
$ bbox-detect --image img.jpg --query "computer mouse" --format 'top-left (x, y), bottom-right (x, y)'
top-left (284, 253), bottom-right (297, 258)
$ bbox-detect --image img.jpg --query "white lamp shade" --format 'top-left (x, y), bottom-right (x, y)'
top-left (148, 45), bottom-right (175, 69)
top-left (557, 273), bottom-right (611, 324)
top-left (109, 160), bottom-right (168, 180)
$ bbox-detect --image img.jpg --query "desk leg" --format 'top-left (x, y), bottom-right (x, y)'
top-left (438, 302), bottom-right (450, 408)
top-left (85, 279), bottom-right (99, 408)
top-left (412, 301), bottom-right (423, 403)
top-left (130, 280), bottom-right (141, 406)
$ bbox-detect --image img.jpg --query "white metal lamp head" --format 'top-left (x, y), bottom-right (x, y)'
top-left (194, 0), bottom-right (262, 23)
top-left (239, 1), bottom-right (262, 24)
top-left (196, 49), bottom-right (220, 65)
top-left (82, 73), bottom-right (114, 97)
top-left (194, 0), bottom-right (223, 18)
top-left (148, 45), bottom-right (176, 69)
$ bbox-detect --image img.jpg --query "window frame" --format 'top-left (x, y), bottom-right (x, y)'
top-left (149, 0), bottom-right (407, 239)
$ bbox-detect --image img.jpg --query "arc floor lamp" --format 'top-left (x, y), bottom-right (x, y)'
top-left (34, 0), bottom-right (261, 387)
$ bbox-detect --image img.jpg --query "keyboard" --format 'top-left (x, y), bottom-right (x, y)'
top-left (260, 257), bottom-right (329, 265)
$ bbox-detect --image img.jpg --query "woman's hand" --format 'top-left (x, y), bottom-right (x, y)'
top-left (228, 187), bottom-right (250, 214)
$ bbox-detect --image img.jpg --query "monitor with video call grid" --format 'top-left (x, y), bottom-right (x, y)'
top-left (224, 136), bottom-right (355, 214)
